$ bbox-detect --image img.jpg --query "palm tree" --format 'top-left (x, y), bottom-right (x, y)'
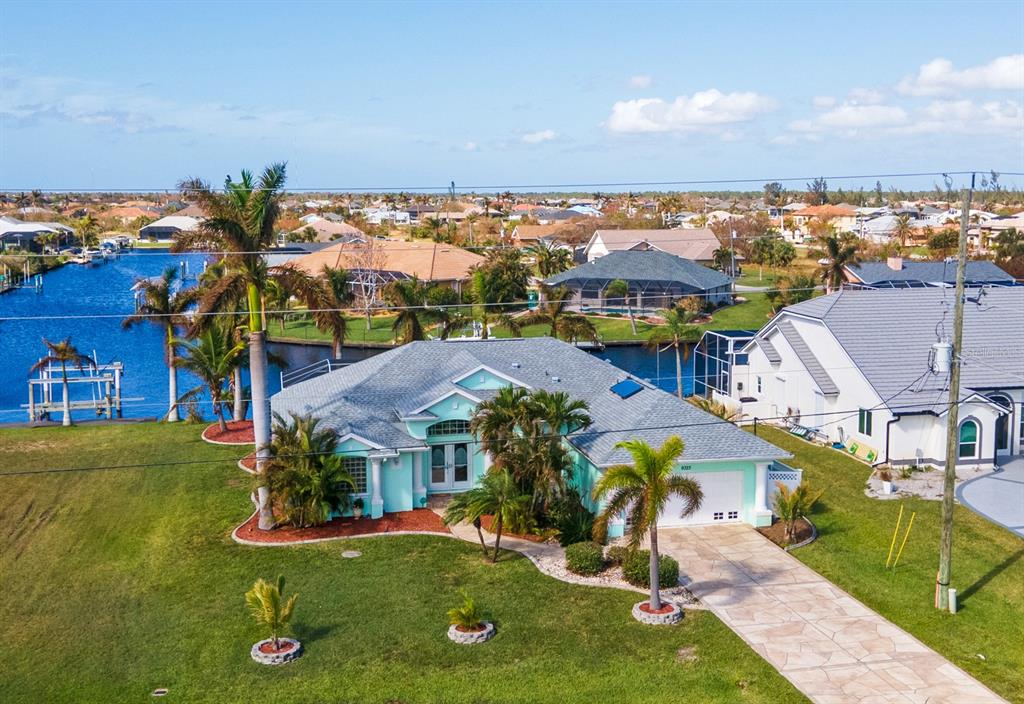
top-left (647, 305), bottom-right (697, 398)
top-left (28, 337), bottom-right (96, 427)
top-left (172, 164), bottom-right (342, 530)
top-left (442, 470), bottom-right (533, 562)
top-left (527, 240), bottom-right (573, 277)
top-left (773, 482), bottom-right (823, 542)
top-left (689, 396), bottom-right (745, 423)
top-left (593, 437), bottom-right (702, 611)
top-left (173, 326), bottom-right (246, 432)
top-left (604, 278), bottom-right (636, 333)
top-left (521, 390), bottom-right (592, 511)
top-left (517, 285), bottom-right (598, 343)
top-left (469, 385), bottom-right (531, 460)
top-left (813, 234), bottom-right (860, 294)
top-left (322, 265), bottom-right (352, 358)
top-left (76, 214), bottom-right (100, 249)
top-left (712, 247), bottom-right (733, 272)
top-left (245, 575), bottom-right (298, 652)
top-left (384, 278), bottom-right (431, 344)
top-left (122, 267), bottom-right (199, 422)
top-left (263, 412), bottom-right (357, 527)
top-left (891, 214), bottom-right (913, 249)
top-left (196, 259), bottom-right (250, 422)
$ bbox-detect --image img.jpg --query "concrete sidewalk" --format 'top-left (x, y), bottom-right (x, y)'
top-left (659, 524), bottom-right (1005, 703)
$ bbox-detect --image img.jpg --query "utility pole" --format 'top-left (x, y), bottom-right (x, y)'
top-left (936, 172), bottom-right (974, 611)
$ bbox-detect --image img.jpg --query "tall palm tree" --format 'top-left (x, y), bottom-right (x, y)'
top-left (76, 214), bottom-right (100, 249)
top-left (891, 214), bottom-right (913, 249)
top-left (527, 240), bottom-right (573, 277)
top-left (173, 326), bottom-right (246, 432)
top-left (813, 233), bottom-right (860, 294)
top-left (173, 163), bottom-right (342, 530)
top-left (122, 267), bottom-right (199, 422)
top-left (469, 385), bottom-right (531, 460)
top-left (384, 278), bottom-right (431, 344)
top-left (593, 437), bottom-right (702, 611)
top-left (28, 337), bottom-right (96, 427)
top-left (196, 259), bottom-right (249, 422)
top-left (322, 265), bottom-right (352, 358)
top-left (442, 470), bottom-right (533, 563)
top-left (647, 305), bottom-right (697, 398)
top-left (517, 285), bottom-right (597, 343)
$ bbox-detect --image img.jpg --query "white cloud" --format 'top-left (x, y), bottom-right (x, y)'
top-left (521, 129), bottom-right (556, 143)
top-left (628, 74), bottom-right (652, 89)
top-left (847, 87), bottom-right (885, 104)
top-left (816, 104), bottom-right (908, 129)
top-left (812, 95), bottom-right (837, 108)
top-left (606, 89), bottom-right (777, 133)
top-left (902, 99), bottom-right (1023, 134)
top-left (897, 54), bottom-right (1024, 96)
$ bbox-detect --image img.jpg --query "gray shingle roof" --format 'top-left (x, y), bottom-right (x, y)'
top-left (782, 288), bottom-right (1024, 412)
top-left (272, 337), bottom-right (786, 465)
top-left (846, 260), bottom-right (1014, 286)
top-left (544, 250), bottom-right (732, 292)
top-left (774, 320), bottom-right (839, 396)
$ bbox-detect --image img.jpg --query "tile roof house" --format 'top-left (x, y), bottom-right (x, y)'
top-left (545, 250), bottom-right (733, 311)
top-left (791, 204), bottom-right (860, 234)
top-left (290, 218), bottom-right (367, 243)
top-left (272, 337), bottom-right (788, 531)
top-left (583, 228), bottom-right (724, 264)
top-left (726, 288), bottom-right (1024, 470)
top-left (845, 257), bottom-right (1016, 289)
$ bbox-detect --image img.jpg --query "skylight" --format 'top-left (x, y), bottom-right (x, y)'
top-left (610, 378), bottom-right (644, 399)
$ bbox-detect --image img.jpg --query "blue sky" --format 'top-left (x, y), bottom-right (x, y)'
top-left (1, 1), bottom-right (1022, 192)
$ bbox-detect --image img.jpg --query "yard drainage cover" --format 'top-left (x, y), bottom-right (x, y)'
top-left (152, 689), bottom-right (169, 697)
top-left (342, 550), bottom-right (362, 558)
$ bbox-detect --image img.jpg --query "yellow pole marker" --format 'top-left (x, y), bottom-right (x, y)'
top-left (893, 512), bottom-right (916, 569)
top-left (886, 504), bottom-right (904, 568)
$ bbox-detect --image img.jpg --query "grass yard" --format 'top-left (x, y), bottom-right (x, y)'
top-left (757, 426), bottom-right (1024, 702)
top-left (0, 424), bottom-right (804, 704)
top-left (275, 313), bottom-right (398, 344)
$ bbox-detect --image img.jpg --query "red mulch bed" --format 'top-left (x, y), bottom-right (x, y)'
top-left (240, 452), bottom-right (257, 472)
top-left (639, 602), bottom-right (677, 615)
top-left (258, 640), bottom-right (298, 654)
top-left (236, 509), bottom-right (450, 544)
top-left (479, 514), bottom-right (547, 543)
top-left (757, 516), bottom-right (813, 548)
top-left (202, 420), bottom-right (255, 444)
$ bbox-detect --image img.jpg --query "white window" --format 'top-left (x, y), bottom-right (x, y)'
top-left (958, 420), bottom-right (979, 459)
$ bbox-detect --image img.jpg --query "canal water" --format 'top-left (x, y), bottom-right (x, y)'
top-left (0, 250), bottom-right (692, 424)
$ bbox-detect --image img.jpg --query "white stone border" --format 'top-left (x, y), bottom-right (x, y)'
top-left (250, 637), bottom-right (303, 665)
top-left (447, 621), bottom-right (495, 644)
top-left (632, 600), bottom-right (682, 625)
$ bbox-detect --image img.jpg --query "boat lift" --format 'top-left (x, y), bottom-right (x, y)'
top-left (24, 351), bottom-right (140, 422)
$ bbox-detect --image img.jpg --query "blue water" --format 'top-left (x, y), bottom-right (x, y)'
top-left (0, 252), bottom-right (692, 424)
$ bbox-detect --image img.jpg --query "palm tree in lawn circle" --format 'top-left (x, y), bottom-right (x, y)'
top-left (593, 436), bottom-right (702, 613)
top-left (172, 163), bottom-right (343, 531)
top-left (122, 267), bottom-right (199, 422)
top-left (443, 470), bottom-right (533, 563)
top-left (517, 285), bottom-right (598, 343)
top-left (646, 305), bottom-right (697, 399)
top-left (173, 326), bottom-right (246, 432)
top-left (814, 233), bottom-right (860, 294)
top-left (29, 337), bottom-right (96, 426)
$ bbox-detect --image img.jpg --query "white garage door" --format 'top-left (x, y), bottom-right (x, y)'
top-left (658, 471), bottom-right (744, 526)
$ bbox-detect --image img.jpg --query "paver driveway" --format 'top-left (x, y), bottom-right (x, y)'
top-left (658, 524), bottom-right (1005, 704)
top-left (957, 457), bottom-right (1024, 538)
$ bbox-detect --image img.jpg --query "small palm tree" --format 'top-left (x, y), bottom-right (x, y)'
top-left (442, 470), bottom-right (533, 563)
top-left (173, 327), bottom-right (246, 431)
top-left (646, 305), bottom-right (697, 398)
top-left (447, 590), bottom-right (484, 631)
top-left (28, 337), bottom-right (96, 426)
top-left (813, 234), bottom-right (860, 294)
top-left (773, 481), bottom-right (823, 542)
top-left (245, 575), bottom-right (298, 651)
top-left (122, 267), bottom-right (199, 422)
top-left (517, 285), bottom-right (598, 343)
top-left (527, 240), bottom-right (573, 277)
top-left (322, 265), bottom-right (353, 358)
top-left (604, 279), bottom-right (636, 333)
top-left (593, 437), bottom-right (703, 611)
top-left (384, 278), bottom-right (431, 344)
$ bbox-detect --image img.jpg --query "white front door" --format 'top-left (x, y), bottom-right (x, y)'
top-left (428, 443), bottom-right (472, 491)
top-left (658, 471), bottom-right (744, 526)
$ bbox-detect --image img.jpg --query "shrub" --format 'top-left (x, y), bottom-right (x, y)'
top-left (622, 550), bottom-right (679, 589)
top-left (549, 489), bottom-right (596, 547)
top-left (773, 481), bottom-right (824, 542)
top-left (605, 545), bottom-right (630, 566)
top-left (565, 541), bottom-right (605, 576)
top-left (447, 590), bottom-right (484, 630)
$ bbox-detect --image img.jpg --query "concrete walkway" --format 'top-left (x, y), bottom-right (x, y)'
top-left (659, 524), bottom-right (1005, 703)
top-left (957, 457), bottom-right (1024, 538)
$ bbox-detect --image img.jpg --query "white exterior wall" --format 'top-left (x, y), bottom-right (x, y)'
top-left (585, 234), bottom-right (609, 261)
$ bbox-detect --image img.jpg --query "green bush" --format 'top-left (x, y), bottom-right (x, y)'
top-left (605, 545), bottom-right (630, 566)
top-left (622, 550), bottom-right (679, 588)
top-left (548, 488), bottom-right (596, 547)
top-left (565, 541), bottom-right (605, 576)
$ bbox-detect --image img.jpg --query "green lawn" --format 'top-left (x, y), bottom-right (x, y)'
top-left (0, 424), bottom-right (803, 704)
top-left (275, 313), bottom-right (398, 344)
top-left (757, 426), bottom-right (1024, 702)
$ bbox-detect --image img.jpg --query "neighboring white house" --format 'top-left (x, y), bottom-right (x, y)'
top-left (722, 288), bottom-right (1023, 471)
top-left (138, 215), bottom-right (200, 239)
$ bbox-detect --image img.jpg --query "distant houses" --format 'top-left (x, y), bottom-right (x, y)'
top-left (544, 250), bottom-right (733, 312)
top-left (139, 215), bottom-right (201, 240)
top-left (289, 219), bottom-right (366, 243)
top-left (583, 228), bottom-right (724, 265)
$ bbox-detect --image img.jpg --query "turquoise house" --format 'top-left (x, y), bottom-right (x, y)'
top-left (271, 338), bottom-right (790, 535)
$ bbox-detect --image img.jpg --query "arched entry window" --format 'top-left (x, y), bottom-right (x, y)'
top-left (989, 395), bottom-right (1012, 452)
top-left (958, 420), bottom-right (979, 459)
top-left (426, 419), bottom-right (471, 437)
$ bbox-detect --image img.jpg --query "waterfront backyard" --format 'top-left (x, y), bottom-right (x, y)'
top-left (0, 423), bottom-right (802, 704)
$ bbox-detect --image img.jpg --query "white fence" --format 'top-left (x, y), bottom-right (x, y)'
top-left (767, 461), bottom-right (803, 502)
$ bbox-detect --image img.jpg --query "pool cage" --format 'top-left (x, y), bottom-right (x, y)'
top-left (693, 330), bottom-right (755, 399)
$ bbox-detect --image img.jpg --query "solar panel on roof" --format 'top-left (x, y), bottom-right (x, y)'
top-left (610, 378), bottom-right (644, 399)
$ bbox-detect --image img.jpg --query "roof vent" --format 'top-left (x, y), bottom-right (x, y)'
top-left (610, 378), bottom-right (644, 399)
top-left (511, 362), bottom-right (521, 368)
top-left (551, 376), bottom-right (561, 382)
